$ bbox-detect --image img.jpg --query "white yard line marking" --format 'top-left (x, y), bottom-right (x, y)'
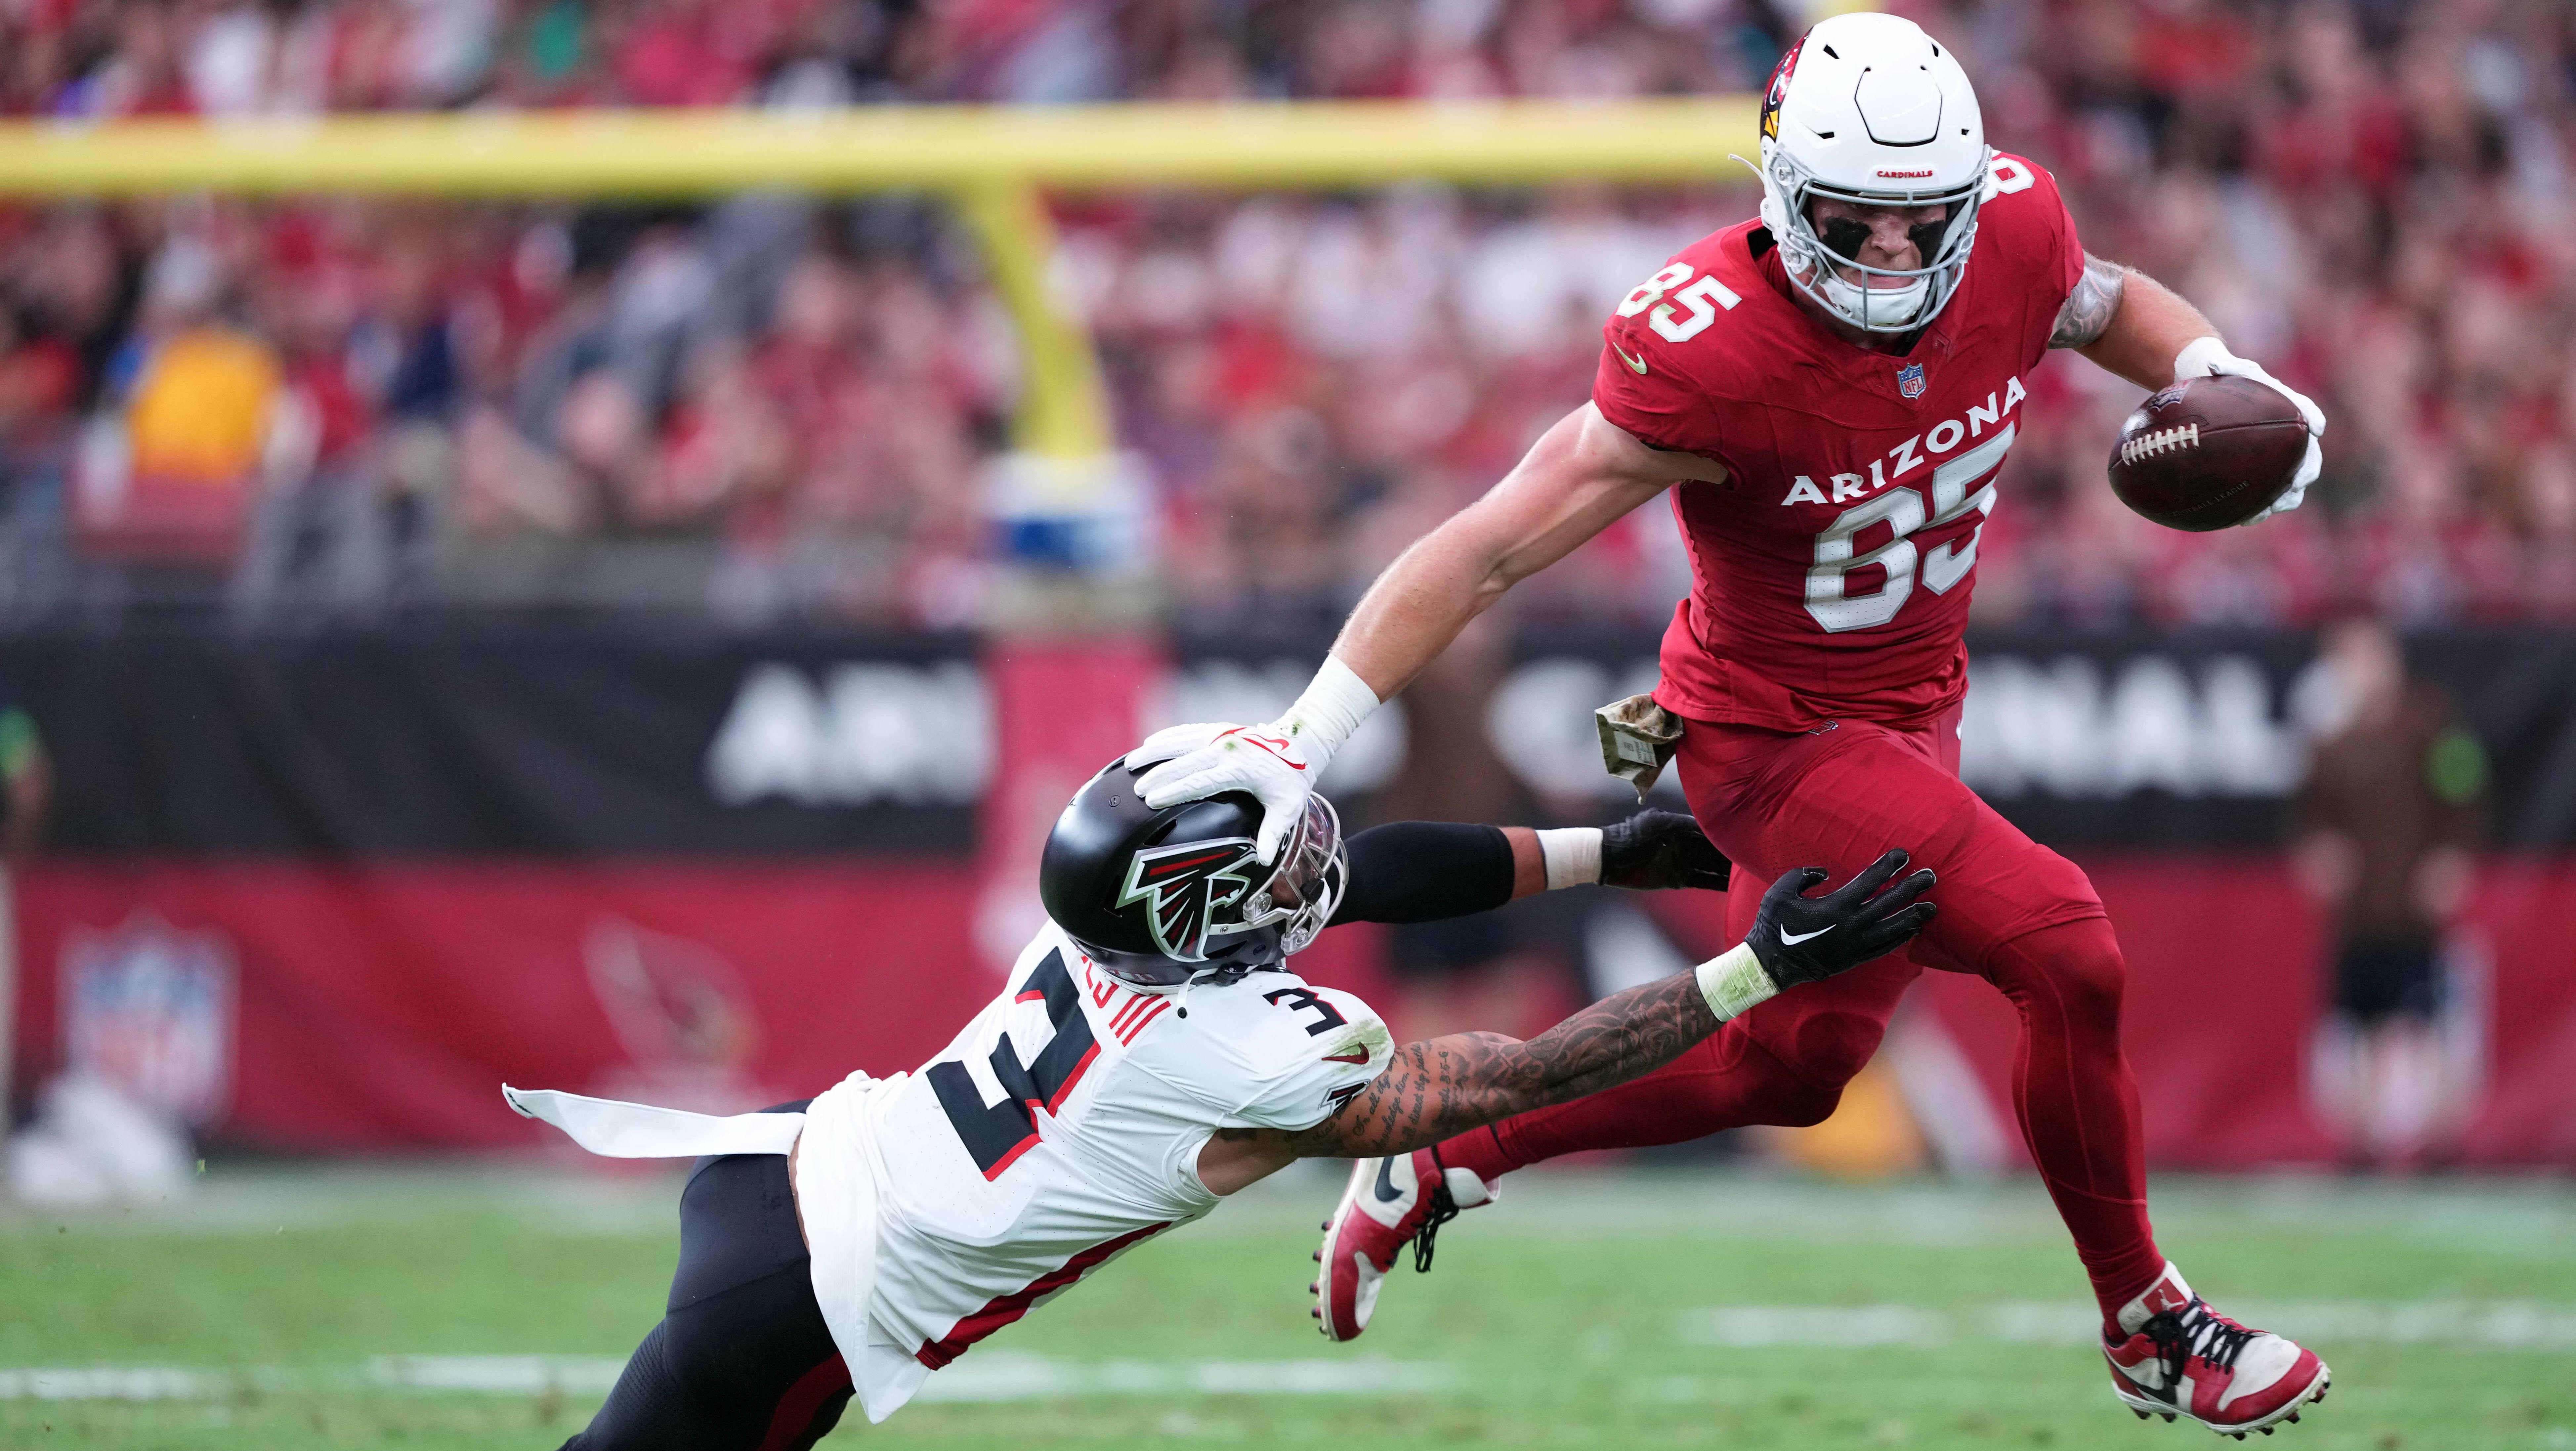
top-left (0, 1368), bottom-right (206, 1401)
top-left (0, 1353), bottom-right (1450, 1402)
top-left (914, 1352), bottom-right (1449, 1402)
top-left (368, 1356), bottom-right (629, 1393)
top-left (12, 1296), bottom-right (2566, 1408)
top-left (1680, 1301), bottom-right (2576, 1350)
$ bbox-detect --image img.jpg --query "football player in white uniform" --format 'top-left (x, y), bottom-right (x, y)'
top-left (507, 735), bottom-right (1935, 1447)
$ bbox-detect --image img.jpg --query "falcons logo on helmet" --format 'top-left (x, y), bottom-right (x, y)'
top-left (1116, 837), bottom-right (1262, 961)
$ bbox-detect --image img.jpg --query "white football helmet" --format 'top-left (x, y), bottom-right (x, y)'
top-left (1756, 14), bottom-right (1992, 334)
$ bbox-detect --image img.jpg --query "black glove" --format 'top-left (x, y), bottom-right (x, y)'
top-left (1742, 850), bottom-right (1937, 990)
top-left (1600, 809), bottom-right (1731, 891)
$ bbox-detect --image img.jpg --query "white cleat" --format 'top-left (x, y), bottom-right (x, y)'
top-left (2103, 1263), bottom-right (2331, 1437)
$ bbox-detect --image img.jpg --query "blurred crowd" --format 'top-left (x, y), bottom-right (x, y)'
top-left (3, 0), bottom-right (2575, 626)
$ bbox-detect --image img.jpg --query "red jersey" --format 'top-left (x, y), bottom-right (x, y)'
top-left (1593, 153), bottom-right (2084, 732)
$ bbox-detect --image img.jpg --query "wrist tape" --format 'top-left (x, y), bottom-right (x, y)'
top-left (1281, 655), bottom-right (1380, 763)
top-left (1534, 828), bottom-right (1602, 891)
top-left (1694, 944), bottom-right (1779, 1022)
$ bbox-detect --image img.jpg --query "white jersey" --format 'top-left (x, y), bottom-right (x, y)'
top-left (797, 921), bottom-right (1391, 1419)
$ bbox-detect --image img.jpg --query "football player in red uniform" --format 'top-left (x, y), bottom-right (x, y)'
top-left (1131, 12), bottom-right (2332, 1439)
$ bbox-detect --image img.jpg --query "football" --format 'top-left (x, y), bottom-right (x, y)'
top-left (2106, 375), bottom-right (2311, 531)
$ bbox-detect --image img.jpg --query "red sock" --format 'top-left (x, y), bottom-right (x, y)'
top-left (1431, 1123), bottom-right (1518, 1185)
top-left (1985, 918), bottom-right (2165, 1327)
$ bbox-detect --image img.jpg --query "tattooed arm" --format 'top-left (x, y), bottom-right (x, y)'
top-left (1193, 851), bottom-right (1937, 1195)
top-left (1293, 972), bottom-right (1720, 1157)
top-left (1194, 972), bottom-right (1719, 1194)
top-left (2049, 253), bottom-right (2129, 350)
top-left (2054, 252), bottom-right (2223, 392)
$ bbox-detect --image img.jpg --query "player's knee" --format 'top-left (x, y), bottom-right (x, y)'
top-left (1758, 1078), bottom-right (1845, 1129)
top-left (1754, 1010), bottom-right (1887, 1123)
top-left (2001, 917), bottom-right (2127, 1026)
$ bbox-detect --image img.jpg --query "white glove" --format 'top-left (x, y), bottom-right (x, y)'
top-left (1130, 656), bottom-right (1381, 863)
top-left (1124, 722), bottom-right (1233, 771)
top-left (2175, 336), bottom-right (2324, 526)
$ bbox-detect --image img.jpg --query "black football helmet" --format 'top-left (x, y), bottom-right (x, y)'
top-left (1038, 757), bottom-right (1347, 989)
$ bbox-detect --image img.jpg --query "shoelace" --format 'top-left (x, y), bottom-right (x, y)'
top-left (2148, 1298), bottom-right (2258, 1380)
top-left (1409, 1179), bottom-right (1461, 1274)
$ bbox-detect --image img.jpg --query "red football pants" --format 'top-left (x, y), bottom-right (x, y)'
top-left (1436, 704), bottom-right (2165, 1322)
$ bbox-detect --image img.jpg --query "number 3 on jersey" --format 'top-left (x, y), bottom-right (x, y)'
top-left (928, 950), bottom-right (1098, 1179)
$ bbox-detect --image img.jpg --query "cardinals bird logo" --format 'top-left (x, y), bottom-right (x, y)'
top-left (1117, 837), bottom-right (1263, 961)
top-left (1760, 38), bottom-right (1803, 141)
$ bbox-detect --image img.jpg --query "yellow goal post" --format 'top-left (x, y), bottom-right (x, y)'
top-left (0, 100), bottom-right (1760, 468)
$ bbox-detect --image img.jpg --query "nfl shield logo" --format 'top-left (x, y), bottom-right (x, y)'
top-left (1897, 362), bottom-right (1927, 399)
top-left (62, 912), bottom-right (235, 1126)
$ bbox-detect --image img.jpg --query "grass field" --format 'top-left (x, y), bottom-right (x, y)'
top-left (5, 1162), bottom-right (2572, 1450)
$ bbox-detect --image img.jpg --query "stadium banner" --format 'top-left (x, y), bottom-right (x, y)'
top-left (9, 620), bottom-right (2576, 853)
top-left (0, 621), bottom-right (988, 856)
top-left (5, 859), bottom-right (1388, 1152)
top-left (1500, 623), bottom-right (2576, 848)
top-left (1532, 858), bottom-right (2576, 1170)
top-left (5, 620), bottom-right (2576, 1163)
top-left (9, 854), bottom-right (2576, 1164)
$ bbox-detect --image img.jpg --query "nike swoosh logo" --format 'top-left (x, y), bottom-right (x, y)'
top-left (2121, 1368), bottom-right (2178, 1401)
top-left (1372, 1156), bottom-right (1403, 1202)
top-left (1323, 1050), bottom-right (1370, 1065)
top-left (1233, 730), bottom-right (1309, 771)
top-left (1778, 925), bottom-right (1833, 945)
top-left (1613, 343), bottom-right (1649, 375)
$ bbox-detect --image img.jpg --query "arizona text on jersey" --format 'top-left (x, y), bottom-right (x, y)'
top-left (1593, 152), bottom-right (2077, 735)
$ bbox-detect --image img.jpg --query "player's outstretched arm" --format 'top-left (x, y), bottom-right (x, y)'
top-left (1196, 853), bottom-right (1934, 1193)
top-left (1319, 405), bottom-right (1711, 703)
top-left (1129, 404), bottom-right (1714, 861)
top-left (1305, 851), bottom-right (1930, 1158)
top-left (1329, 810), bottom-right (1730, 928)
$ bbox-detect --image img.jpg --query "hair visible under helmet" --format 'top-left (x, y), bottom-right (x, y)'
top-left (1756, 13), bottom-right (1992, 335)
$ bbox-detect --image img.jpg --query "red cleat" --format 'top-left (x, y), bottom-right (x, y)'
top-left (1308, 1149), bottom-right (1494, 1341)
top-left (2103, 1263), bottom-right (2330, 1437)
